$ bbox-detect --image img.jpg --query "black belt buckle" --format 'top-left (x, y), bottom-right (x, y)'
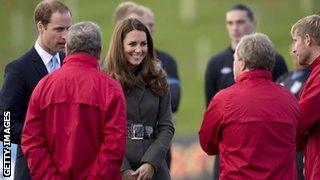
top-left (132, 124), bottom-right (144, 140)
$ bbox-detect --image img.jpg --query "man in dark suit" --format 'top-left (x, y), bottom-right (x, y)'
top-left (0, 1), bottom-right (72, 179)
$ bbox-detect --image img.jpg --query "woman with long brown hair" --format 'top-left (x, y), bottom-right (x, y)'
top-left (103, 18), bottom-right (174, 180)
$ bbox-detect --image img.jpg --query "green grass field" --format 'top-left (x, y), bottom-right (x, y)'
top-left (1, 0), bottom-right (319, 135)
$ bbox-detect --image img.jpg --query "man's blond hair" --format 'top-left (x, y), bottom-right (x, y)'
top-left (291, 15), bottom-right (320, 45)
top-left (139, 5), bottom-right (154, 17)
top-left (113, 1), bottom-right (144, 24)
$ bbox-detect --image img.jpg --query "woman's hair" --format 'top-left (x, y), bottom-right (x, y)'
top-left (103, 18), bottom-right (167, 96)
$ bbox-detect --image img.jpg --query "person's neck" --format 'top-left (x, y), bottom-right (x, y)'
top-left (308, 47), bottom-right (320, 65)
top-left (37, 38), bottom-right (57, 56)
top-left (231, 41), bottom-right (238, 50)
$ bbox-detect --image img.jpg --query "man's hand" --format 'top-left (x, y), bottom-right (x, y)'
top-left (131, 163), bottom-right (154, 180)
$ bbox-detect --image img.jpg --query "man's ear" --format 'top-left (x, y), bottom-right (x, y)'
top-left (37, 21), bottom-right (45, 33)
top-left (305, 34), bottom-right (312, 46)
top-left (252, 18), bottom-right (257, 28)
top-left (96, 47), bottom-right (102, 60)
top-left (240, 59), bottom-right (246, 71)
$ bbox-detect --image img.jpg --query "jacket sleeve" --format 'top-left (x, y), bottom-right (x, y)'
top-left (156, 50), bottom-right (181, 113)
top-left (168, 82), bottom-right (180, 113)
top-left (120, 156), bottom-right (132, 172)
top-left (167, 58), bottom-right (181, 113)
top-left (141, 89), bottom-right (174, 172)
top-left (299, 86), bottom-right (320, 134)
top-left (88, 86), bottom-right (127, 179)
top-left (205, 60), bottom-right (218, 107)
top-left (21, 79), bottom-right (60, 179)
top-left (199, 95), bottom-right (224, 155)
top-left (0, 63), bottom-right (27, 144)
top-left (294, 103), bottom-right (306, 150)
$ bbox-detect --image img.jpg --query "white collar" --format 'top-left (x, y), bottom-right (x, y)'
top-left (34, 41), bottom-right (60, 65)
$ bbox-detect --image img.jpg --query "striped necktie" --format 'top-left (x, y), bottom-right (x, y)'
top-left (49, 55), bottom-right (60, 73)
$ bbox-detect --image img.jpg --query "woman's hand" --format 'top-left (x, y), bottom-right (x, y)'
top-left (131, 163), bottom-right (155, 180)
top-left (122, 170), bottom-right (137, 180)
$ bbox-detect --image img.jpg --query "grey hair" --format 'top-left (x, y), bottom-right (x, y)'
top-left (66, 21), bottom-right (102, 57)
top-left (236, 33), bottom-right (275, 71)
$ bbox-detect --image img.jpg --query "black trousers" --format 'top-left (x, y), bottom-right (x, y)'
top-left (165, 147), bottom-right (172, 169)
top-left (14, 146), bottom-right (31, 180)
top-left (296, 150), bottom-right (304, 180)
top-left (212, 155), bottom-right (219, 180)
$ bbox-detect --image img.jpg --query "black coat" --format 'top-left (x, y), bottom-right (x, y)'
top-left (121, 82), bottom-right (174, 180)
top-left (156, 49), bottom-right (181, 113)
top-left (0, 47), bottom-right (64, 144)
top-left (276, 68), bottom-right (310, 98)
top-left (0, 47), bottom-right (64, 180)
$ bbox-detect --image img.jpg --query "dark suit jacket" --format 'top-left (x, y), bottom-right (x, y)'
top-left (156, 49), bottom-right (181, 113)
top-left (276, 68), bottom-right (310, 98)
top-left (0, 47), bottom-right (64, 144)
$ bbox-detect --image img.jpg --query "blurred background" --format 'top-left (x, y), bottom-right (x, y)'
top-left (0, 0), bottom-right (319, 179)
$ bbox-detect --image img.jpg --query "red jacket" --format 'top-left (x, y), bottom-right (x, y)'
top-left (299, 55), bottom-right (320, 180)
top-left (21, 53), bottom-right (127, 180)
top-left (199, 70), bottom-right (300, 180)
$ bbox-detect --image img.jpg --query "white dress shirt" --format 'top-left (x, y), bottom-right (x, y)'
top-left (34, 41), bottom-right (61, 73)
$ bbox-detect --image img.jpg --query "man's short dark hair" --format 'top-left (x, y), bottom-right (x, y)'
top-left (34, 0), bottom-right (71, 26)
top-left (229, 4), bottom-right (254, 20)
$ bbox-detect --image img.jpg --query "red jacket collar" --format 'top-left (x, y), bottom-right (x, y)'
top-left (236, 69), bottom-right (272, 83)
top-left (63, 52), bottom-right (98, 68)
top-left (310, 54), bottom-right (320, 70)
